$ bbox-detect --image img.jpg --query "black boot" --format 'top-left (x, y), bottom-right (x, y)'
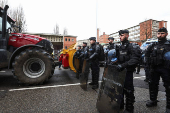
top-left (146, 82), bottom-right (158, 107)
top-left (136, 72), bottom-right (139, 74)
top-left (124, 90), bottom-right (135, 113)
top-left (144, 78), bottom-right (149, 82)
top-left (144, 71), bottom-right (149, 82)
top-left (89, 82), bottom-right (94, 85)
top-left (146, 100), bottom-right (157, 107)
top-left (92, 84), bottom-right (99, 89)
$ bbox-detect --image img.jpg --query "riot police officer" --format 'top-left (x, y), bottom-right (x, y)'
top-left (79, 42), bottom-right (88, 59)
top-left (108, 37), bottom-right (115, 50)
top-left (145, 27), bottom-right (170, 113)
top-left (74, 45), bottom-right (82, 58)
top-left (74, 45), bottom-right (82, 78)
top-left (79, 42), bottom-right (88, 73)
top-left (116, 30), bottom-right (141, 113)
top-left (104, 37), bottom-right (116, 66)
top-left (87, 37), bottom-right (100, 89)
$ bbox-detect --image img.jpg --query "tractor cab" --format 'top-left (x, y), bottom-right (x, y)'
top-left (0, 5), bottom-right (10, 68)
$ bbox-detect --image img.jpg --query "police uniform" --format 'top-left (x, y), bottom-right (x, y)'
top-left (108, 37), bottom-right (115, 50)
top-left (116, 30), bottom-right (141, 113)
top-left (74, 45), bottom-right (82, 58)
top-left (105, 37), bottom-right (117, 66)
top-left (145, 27), bottom-right (170, 113)
top-left (79, 42), bottom-right (88, 59)
top-left (74, 45), bottom-right (82, 78)
top-left (79, 42), bottom-right (89, 73)
top-left (88, 37), bottom-right (100, 89)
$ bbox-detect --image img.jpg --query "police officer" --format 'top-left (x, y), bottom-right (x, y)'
top-left (136, 50), bottom-right (142, 74)
top-left (108, 37), bottom-right (115, 50)
top-left (79, 42), bottom-right (88, 59)
top-left (145, 27), bottom-right (170, 113)
top-left (73, 45), bottom-right (82, 78)
top-left (87, 37), bottom-right (100, 89)
top-left (74, 45), bottom-right (82, 58)
top-left (116, 30), bottom-right (141, 113)
top-left (143, 48), bottom-right (150, 82)
top-left (79, 42), bottom-right (89, 73)
top-left (104, 37), bottom-right (116, 66)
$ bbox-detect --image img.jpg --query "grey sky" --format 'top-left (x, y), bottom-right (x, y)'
top-left (7, 0), bottom-right (170, 40)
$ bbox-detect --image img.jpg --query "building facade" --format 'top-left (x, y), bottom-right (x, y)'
top-left (76, 39), bottom-right (90, 47)
top-left (23, 32), bottom-right (77, 53)
top-left (99, 19), bottom-right (167, 46)
top-left (63, 36), bottom-right (77, 49)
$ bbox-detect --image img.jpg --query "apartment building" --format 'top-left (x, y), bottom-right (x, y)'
top-left (98, 19), bottom-right (167, 45)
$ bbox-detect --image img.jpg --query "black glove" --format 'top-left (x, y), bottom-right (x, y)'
top-left (116, 64), bottom-right (124, 72)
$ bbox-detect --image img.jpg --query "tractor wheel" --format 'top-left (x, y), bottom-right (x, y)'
top-left (12, 48), bottom-right (54, 85)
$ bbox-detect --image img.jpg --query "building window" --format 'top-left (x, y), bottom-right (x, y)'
top-left (72, 39), bottom-right (74, 42)
top-left (68, 38), bottom-right (70, 41)
top-left (65, 46), bottom-right (67, 49)
top-left (164, 23), bottom-right (166, 27)
top-left (65, 38), bottom-right (67, 41)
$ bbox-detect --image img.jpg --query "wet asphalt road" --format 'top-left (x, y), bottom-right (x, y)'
top-left (0, 67), bottom-right (166, 113)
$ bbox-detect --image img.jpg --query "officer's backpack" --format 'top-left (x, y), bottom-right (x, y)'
top-left (98, 44), bottom-right (105, 61)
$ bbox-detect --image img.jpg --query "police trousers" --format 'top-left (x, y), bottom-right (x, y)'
top-left (90, 60), bottom-right (100, 85)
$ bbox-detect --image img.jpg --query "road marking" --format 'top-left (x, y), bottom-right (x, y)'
top-left (0, 90), bottom-right (5, 91)
top-left (8, 76), bottom-right (145, 92)
top-left (0, 71), bottom-right (6, 73)
top-left (9, 83), bottom-right (81, 92)
top-left (8, 81), bottom-right (102, 92)
top-left (134, 76), bottom-right (145, 79)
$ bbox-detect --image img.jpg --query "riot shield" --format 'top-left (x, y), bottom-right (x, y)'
top-left (96, 65), bottom-right (126, 113)
top-left (79, 59), bottom-right (90, 90)
top-left (73, 57), bottom-right (80, 79)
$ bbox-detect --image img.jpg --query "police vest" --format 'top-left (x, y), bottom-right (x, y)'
top-left (150, 40), bottom-right (170, 66)
top-left (118, 43), bottom-right (131, 63)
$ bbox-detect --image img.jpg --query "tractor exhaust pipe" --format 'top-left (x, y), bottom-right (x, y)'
top-left (0, 5), bottom-right (9, 50)
top-left (0, 5), bottom-right (9, 68)
top-left (2, 5), bottom-right (9, 39)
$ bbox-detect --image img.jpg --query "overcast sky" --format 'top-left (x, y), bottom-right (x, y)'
top-left (7, 0), bottom-right (170, 40)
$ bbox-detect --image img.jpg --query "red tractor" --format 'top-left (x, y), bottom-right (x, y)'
top-left (0, 5), bottom-right (55, 85)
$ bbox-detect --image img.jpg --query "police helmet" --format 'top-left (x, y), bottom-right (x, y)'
top-left (164, 51), bottom-right (170, 60)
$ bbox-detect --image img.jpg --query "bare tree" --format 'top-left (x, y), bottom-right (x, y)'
top-left (63, 28), bottom-right (68, 35)
top-left (140, 19), bottom-right (152, 42)
top-left (0, 0), bottom-right (27, 33)
top-left (11, 6), bottom-right (27, 32)
top-left (54, 23), bottom-right (59, 34)
top-left (0, 0), bottom-right (8, 8)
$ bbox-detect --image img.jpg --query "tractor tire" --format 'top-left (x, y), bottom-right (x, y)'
top-left (12, 48), bottom-right (54, 85)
